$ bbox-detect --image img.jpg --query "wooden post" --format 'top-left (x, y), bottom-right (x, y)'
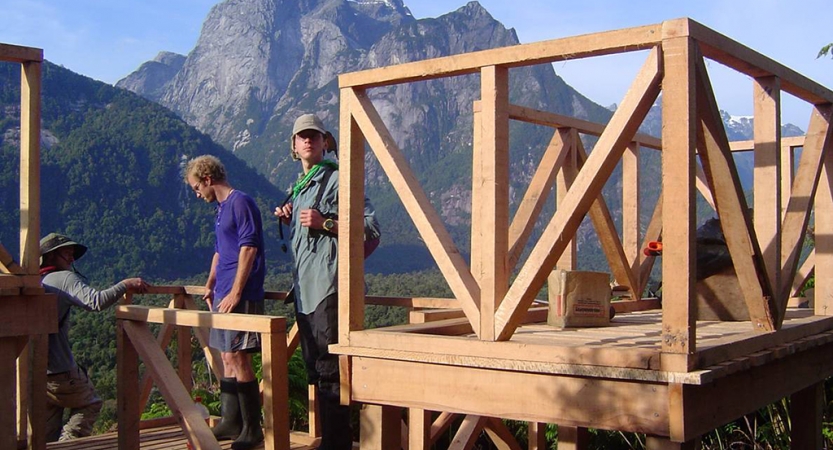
top-left (20, 61), bottom-right (41, 274)
top-left (623, 142), bottom-right (641, 275)
top-left (262, 329), bottom-right (290, 450)
top-left (660, 31), bottom-right (697, 368)
top-left (408, 408), bottom-right (431, 450)
top-left (360, 404), bottom-right (401, 450)
top-left (16, 339), bottom-right (28, 448)
top-left (1, 338), bottom-right (17, 450)
top-left (27, 334), bottom-right (48, 450)
top-left (477, 65), bottom-right (510, 341)
top-left (338, 88), bottom-right (368, 344)
top-left (555, 129), bottom-right (577, 270)
top-left (816, 114), bottom-right (833, 316)
top-left (117, 321), bottom-right (140, 450)
top-left (790, 382), bottom-right (823, 450)
top-left (527, 422), bottom-right (547, 450)
top-left (558, 425), bottom-right (589, 450)
top-left (175, 295), bottom-right (192, 394)
top-left (753, 75), bottom-right (782, 302)
top-left (645, 436), bottom-right (699, 450)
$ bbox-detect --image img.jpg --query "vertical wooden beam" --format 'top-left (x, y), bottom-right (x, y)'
top-left (623, 142), bottom-right (641, 273)
top-left (753, 76), bottom-right (782, 301)
top-left (555, 130), bottom-right (577, 270)
top-left (1, 338), bottom-right (17, 450)
top-left (360, 405), bottom-right (401, 450)
top-left (117, 321), bottom-right (140, 450)
top-left (339, 88), bottom-right (368, 343)
top-left (408, 408), bottom-right (431, 450)
top-left (16, 339), bottom-right (28, 448)
top-left (308, 385), bottom-right (322, 440)
top-left (478, 65), bottom-right (510, 341)
top-left (790, 382), bottom-right (823, 450)
top-left (527, 422), bottom-right (548, 450)
top-left (471, 108), bottom-right (483, 282)
top-left (816, 125), bottom-right (833, 316)
top-left (557, 425), bottom-right (590, 450)
top-left (660, 32), bottom-right (697, 366)
top-left (20, 61), bottom-right (41, 274)
top-left (780, 143), bottom-right (795, 219)
top-left (175, 295), bottom-right (192, 395)
top-left (262, 330), bottom-right (290, 450)
top-left (27, 334), bottom-right (48, 450)
top-left (638, 194), bottom-right (663, 296)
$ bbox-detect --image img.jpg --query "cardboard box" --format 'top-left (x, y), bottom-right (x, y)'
top-left (548, 269), bottom-right (611, 328)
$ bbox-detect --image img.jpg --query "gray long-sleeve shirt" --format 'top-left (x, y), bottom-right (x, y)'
top-left (41, 270), bottom-right (127, 374)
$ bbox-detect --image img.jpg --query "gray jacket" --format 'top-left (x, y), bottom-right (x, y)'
top-left (42, 270), bottom-right (126, 374)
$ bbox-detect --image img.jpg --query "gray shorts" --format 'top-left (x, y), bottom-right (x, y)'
top-left (209, 300), bottom-right (264, 353)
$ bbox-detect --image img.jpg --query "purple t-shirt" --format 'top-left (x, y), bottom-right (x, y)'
top-left (213, 190), bottom-right (265, 305)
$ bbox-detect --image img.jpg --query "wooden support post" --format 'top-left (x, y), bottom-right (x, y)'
top-left (780, 143), bottom-right (795, 219)
top-left (175, 295), bottom-right (192, 395)
top-left (478, 65), bottom-right (510, 341)
top-left (555, 129), bottom-right (577, 270)
top-left (527, 422), bottom-right (547, 450)
top-left (1, 338), bottom-right (17, 450)
top-left (117, 321), bottom-right (140, 450)
top-left (623, 142), bottom-right (641, 277)
top-left (557, 425), bottom-right (589, 450)
top-left (308, 385), bottom-right (321, 440)
top-left (753, 76), bottom-right (782, 303)
top-left (645, 436), bottom-right (699, 450)
top-left (27, 334), bottom-right (48, 450)
top-left (360, 404), bottom-right (401, 450)
top-left (660, 32), bottom-right (697, 367)
top-left (408, 408), bottom-right (431, 450)
top-left (816, 117), bottom-right (833, 316)
top-left (790, 382), bottom-right (823, 450)
top-left (20, 61), bottom-right (41, 274)
top-left (16, 339), bottom-right (28, 449)
top-left (339, 88), bottom-right (368, 343)
top-left (262, 330), bottom-right (290, 450)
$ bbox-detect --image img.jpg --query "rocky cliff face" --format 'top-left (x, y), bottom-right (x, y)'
top-left (115, 52), bottom-right (186, 102)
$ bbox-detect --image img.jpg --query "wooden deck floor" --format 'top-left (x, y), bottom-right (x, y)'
top-left (44, 425), bottom-right (313, 450)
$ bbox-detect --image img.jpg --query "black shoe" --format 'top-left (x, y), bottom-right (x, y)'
top-left (231, 380), bottom-right (264, 450)
top-left (212, 377), bottom-right (242, 441)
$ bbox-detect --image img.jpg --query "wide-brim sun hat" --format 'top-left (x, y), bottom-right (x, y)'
top-left (40, 232), bottom-right (87, 261)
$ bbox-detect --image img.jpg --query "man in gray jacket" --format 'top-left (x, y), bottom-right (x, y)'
top-left (39, 232), bottom-right (148, 442)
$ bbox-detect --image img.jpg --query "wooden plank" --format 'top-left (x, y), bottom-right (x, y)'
top-left (122, 321), bottom-right (221, 450)
top-left (483, 417), bottom-right (522, 450)
top-left (367, 296), bottom-right (459, 309)
top-left (339, 24), bottom-right (663, 89)
top-left (2, 339), bottom-right (19, 450)
top-left (115, 305), bottom-right (285, 333)
top-left (503, 103), bottom-right (663, 150)
top-left (556, 132), bottom-right (577, 270)
top-left (360, 404), bottom-right (401, 450)
top-left (117, 321), bottom-right (141, 450)
top-left (694, 162), bottom-right (716, 210)
top-left (0, 43), bottom-right (43, 63)
top-left (339, 89), bottom-right (368, 342)
top-left (695, 54), bottom-right (777, 331)
top-left (477, 65), bottom-right (510, 341)
top-left (349, 357), bottom-right (669, 434)
top-left (781, 142), bottom-right (795, 218)
top-left (682, 18), bottom-right (833, 105)
top-left (789, 249), bottom-right (814, 297)
top-left (430, 411), bottom-right (456, 446)
top-left (527, 422), bottom-right (548, 450)
top-left (729, 136), bottom-right (805, 153)
top-left (345, 88), bottom-right (482, 334)
top-left (508, 128), bottom-right (570, 270)
top-left (557, 426), bottom-right (590, 450)
top-left (790, 382), bottom-right (823, 450)
top-left (816, 125), bottom-right (833, 317)
top-left (660, 33), bottom-right (697, 360)
top-left (676, 338), bottom-right (833, 442)
top-left (623, 143), bottom-right (641, 275)
top-left (139, 317), bottom-right (175, 413)
top-left (15, 338), bottom-right (28, 447)
top-left (175, 295), bottom-right (192, 397)
top-left (471, 108), bottom-right (483, 290)
top-left (0, 294), bottom-right (57, 337)
top-left (780, 105), bottom-right (832, 313)
top-left (20, 61), bottom-right (41, 274)
top-left (637, 192), bottom-right (663, 295)
top-left (408, 408), bottom-right (431, 450)
top-left (262, 331), bottom-right (290, 450)
top-left (753, 76), bottom-right (782, 310)
top-left (494, 47), bottom-right (661, 341)
top-left (27, 334), bottom-right (48, 450)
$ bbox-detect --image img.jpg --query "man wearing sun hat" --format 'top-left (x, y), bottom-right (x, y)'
top-left (39, 232), bottom-right (149, 442)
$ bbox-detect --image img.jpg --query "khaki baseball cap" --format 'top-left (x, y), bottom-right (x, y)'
top-left (292, 114), bottom-right (327, 136)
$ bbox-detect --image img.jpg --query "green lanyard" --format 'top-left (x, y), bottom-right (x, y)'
top-left (290, 160), bottom-right (338, 200)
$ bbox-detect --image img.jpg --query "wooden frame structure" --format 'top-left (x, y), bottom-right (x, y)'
top-left (0, 43), bottom-right (57, 450)
top-left (332, 18), bottom-right (833, 448)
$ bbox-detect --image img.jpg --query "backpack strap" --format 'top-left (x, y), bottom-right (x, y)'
top-left (312, 166), bottom-right (336, 214)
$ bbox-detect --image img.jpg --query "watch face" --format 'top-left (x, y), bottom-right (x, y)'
top-left (324, 218), bottom-right (334, 231)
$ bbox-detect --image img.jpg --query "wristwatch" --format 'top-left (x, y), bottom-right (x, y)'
top-left (322, 218), bottom-right (335, 232)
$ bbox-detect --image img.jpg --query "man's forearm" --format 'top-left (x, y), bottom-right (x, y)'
top-left (229, 246), bottom-right (257, 299)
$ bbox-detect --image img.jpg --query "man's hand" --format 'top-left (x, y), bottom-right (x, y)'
top-left (274, 203), bottom-right (293, 224)
top-left (216, 294), bottom-right (241, 314)
top-left (298, 209), bottom-right (325, 229)
top-left (123, 278), bottom-right (149, 293)
top-left (203, 283), bottom-right (214, 310)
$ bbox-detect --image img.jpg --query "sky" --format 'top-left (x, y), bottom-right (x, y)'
top-left (1, 0), bottom-right (831, 127)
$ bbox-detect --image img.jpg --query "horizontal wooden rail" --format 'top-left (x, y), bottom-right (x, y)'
top-left (0, 43), bottom-right (42, 63)
top-left (115, 305), bottom-right (286, 334)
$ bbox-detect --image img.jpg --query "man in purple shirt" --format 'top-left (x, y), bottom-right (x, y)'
top-left (185, 155), bottom-right (265, 450)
